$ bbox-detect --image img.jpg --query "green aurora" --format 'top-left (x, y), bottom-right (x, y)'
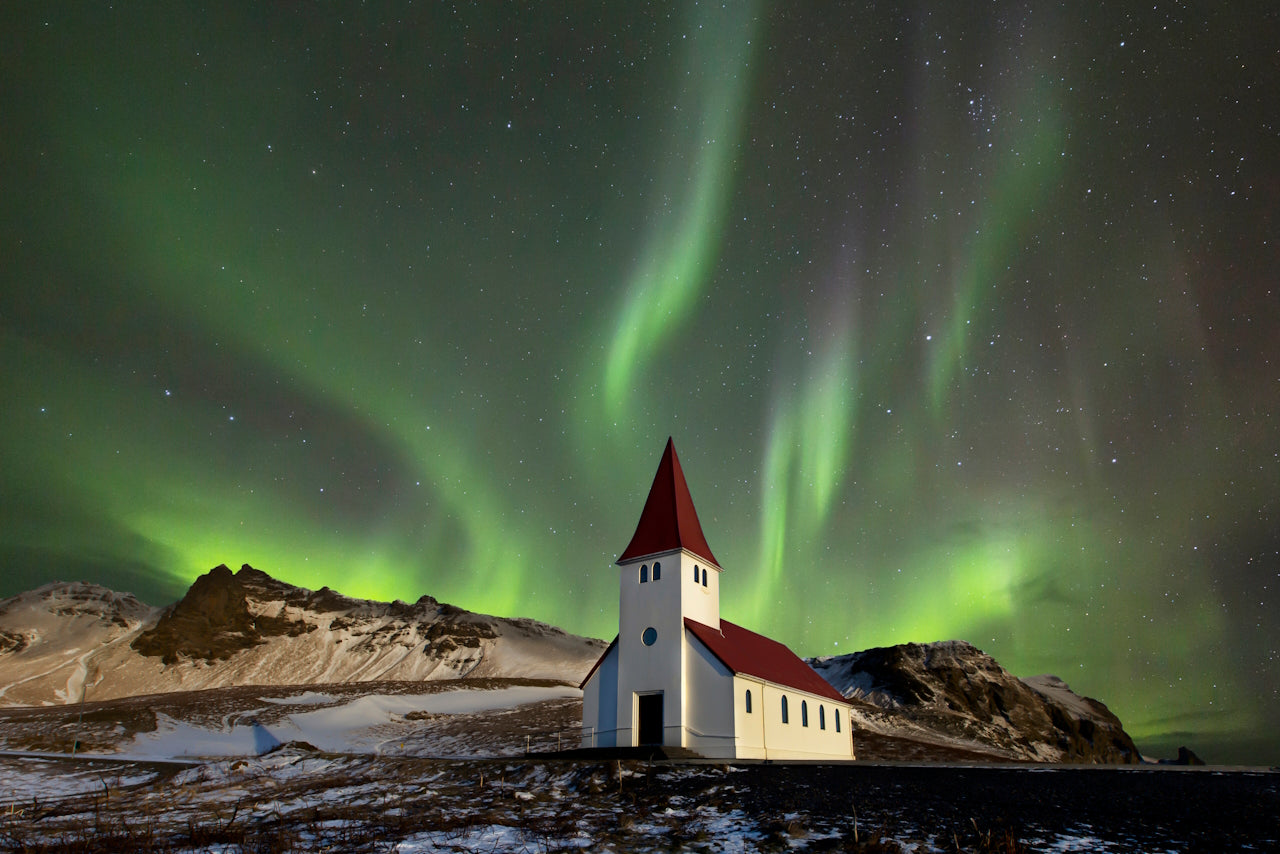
top-left (2, 3), bottom-right (1276, 764)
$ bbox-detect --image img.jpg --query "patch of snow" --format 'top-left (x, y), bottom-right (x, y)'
top-left (122, 685), bottom-right (580, 759)
top-left (1029, 829), bottom-right (1179, 853)
top-left (1023, 674), bottom-right (1096, 720)
top-left (0, 757), bottom-right (160, 805)
top-left (251, 720), bottom-right (282, 754)
top-left (697, 807), bottom-right (765, 851)
top-left (259, 691), bottom-right (336, 705)
top-left (391, 825), bottom-right (555, 852)
top-left (284, 685), bottom-right (579, 753)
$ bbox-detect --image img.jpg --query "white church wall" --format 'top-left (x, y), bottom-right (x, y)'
top-left (731, 675), bottom-right (768, 759)
top-left (677, 550), bottom-right (720, 629)
top-left (684, 630), bottom-right (737, 758)
top-left (580, 644), bottom-right (619, 748)
top-left (760, 682), bottom-right (855, 760)
top-left (617, 554), bottom-right (684, 746)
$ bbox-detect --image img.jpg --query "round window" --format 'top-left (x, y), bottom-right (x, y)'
top-left (641, 627), bottom-right (658, 646)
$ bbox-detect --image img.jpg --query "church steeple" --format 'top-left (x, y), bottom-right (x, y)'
top-left (617, 438), bottom-right (721, 569)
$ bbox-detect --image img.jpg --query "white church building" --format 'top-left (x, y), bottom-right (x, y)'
top-left (581, 439), bottom-right (855, 760)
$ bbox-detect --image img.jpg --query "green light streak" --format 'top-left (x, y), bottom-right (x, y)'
top-left (749, 326), bottom-right (858, 624)
top-left (30, 135), bottom-right (559, 619)
top-left (600, 3), bottom-right (758, 419)
top-left (927, 77), bottom-right (1066, 415)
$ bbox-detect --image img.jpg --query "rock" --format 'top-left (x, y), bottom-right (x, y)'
top-left (1158, 746), bottom-right (1206, 766)
top-left (811, 641), bottom-right (1140, 764)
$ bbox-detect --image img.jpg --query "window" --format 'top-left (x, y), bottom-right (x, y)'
top-left (701, 568), bottom-right (708, 587)
top-left (642, 627), bottom-right (657, 646)
top-left (819, 705), bottom-right (826, 730)
top-left (652, 561), bottom-right (661, 580)
top-left (835, 709), bottom-right (841, 733)
top-left (801, 700), bottom-right (809, 727)
top-left (693, 564), bottom-right (700, 582)
top-left (745, 689), bottom-right (752, 714)
top-left (639, 564), bottom-right (648, 583)
top-left (781, 695), bottom-right (789, 724)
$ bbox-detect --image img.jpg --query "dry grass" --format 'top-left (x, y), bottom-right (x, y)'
top-left (2, 755), bottom-right (1277, 853)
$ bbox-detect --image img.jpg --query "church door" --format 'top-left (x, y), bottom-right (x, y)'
top-left (637, 693), bottom-right (663, 745)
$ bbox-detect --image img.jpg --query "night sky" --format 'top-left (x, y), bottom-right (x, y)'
top-left (2, 3), bottom-right (1276, 764)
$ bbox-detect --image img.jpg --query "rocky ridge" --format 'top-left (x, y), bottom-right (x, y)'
top-left (811, 640), bottom-right (1140, 763)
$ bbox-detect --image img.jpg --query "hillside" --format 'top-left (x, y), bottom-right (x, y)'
top-left (811, 640), bottom-right (1140, 763)
top-left (0, 565), bottom-right (607, 706)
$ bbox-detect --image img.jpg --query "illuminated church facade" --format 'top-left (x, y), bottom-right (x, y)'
top-left (580, 439), bottom-right (855, 760)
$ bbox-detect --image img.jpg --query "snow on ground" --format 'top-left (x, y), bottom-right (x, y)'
top-left (0, 755), bottom-right (160, 805)
top-left (1029, 830), bottom-right (1181, 853)
top-left (123, 684), bottom-right (580, 759)
top-left (258, 691), bottom-right (335, 705)
top-left (391, 824), bottom-right (593, 853)
top-left (0, 752), bottom-right (1272, 852)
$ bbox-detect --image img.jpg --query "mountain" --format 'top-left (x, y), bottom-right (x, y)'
top-left (1, 571), bottom-right (1144, 765)
top-left (0, 582), bottom-right (155, 706)
top-left (810, 640), bottom-right (1140, 763)
top-left (0, 565), bottom-right (608, 707)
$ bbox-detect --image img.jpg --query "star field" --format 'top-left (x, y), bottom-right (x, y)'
top-left (1, 3), bottom-right (1277, 763)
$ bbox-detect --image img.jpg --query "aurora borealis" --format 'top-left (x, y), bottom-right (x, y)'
top-left (2, 3), bottom-right (1276, 763)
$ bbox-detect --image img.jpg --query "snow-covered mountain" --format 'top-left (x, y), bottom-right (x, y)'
top-left (0, 565), bottom-right (608, 706)
top-left (810, 640), bottom-right (1140, 763)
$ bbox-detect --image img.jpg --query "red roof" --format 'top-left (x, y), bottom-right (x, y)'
top-left (617, 438), bottom-right (721, 568)
top-left (684, 617), bottom-right (848, 704)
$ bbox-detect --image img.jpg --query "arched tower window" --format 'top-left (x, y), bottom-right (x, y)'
top-left (745, 689), bottom-right (752, 713)
top-left (701, 568), bottom-right (708, 587)
top-left (801, 700), bottom-right (809, 727)
top-left (819, 705), bottom-right (826, 730)
top-left (781, 695), bottom-right (789, 724)
top-left (835, 709), bottom-right (841, 733)
top-left (693, 564), bottom-right (700, 582)
top-left (639, 564), bottom-right (648, 583)
top-left (652, 561), bottom-right (661, 580)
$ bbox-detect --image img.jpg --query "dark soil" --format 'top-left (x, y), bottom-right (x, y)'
top-left (1, 754), bottom-right (1274, 853)
top-left (691, 762), bottom-right (1279, 851)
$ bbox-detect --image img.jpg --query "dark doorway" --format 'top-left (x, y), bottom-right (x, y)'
top-left (637, 693), bottom-right (663, 745)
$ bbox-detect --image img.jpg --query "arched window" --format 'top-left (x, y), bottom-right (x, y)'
top-left (781, 695), bottom-right (789, 724)
top-left (701, 568), bottom-right (708, 587)
top-left (652, 561), bottom-right (661, 580)
top-left (693, 564), bottom-right (700, 582)
top-left (639, 564), bottom-right (648, 583)
top-left (835, 709), bottom-right (841, 733)
top-left (819, 705), bottom-right (826, 730)
top-left (745, 689), bottom-right (752, 714)
top-left (801, 700), bottom-right (809, 727)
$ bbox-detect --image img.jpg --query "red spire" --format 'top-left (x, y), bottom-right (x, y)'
top-left (617, 438), bottom-right (721, 569)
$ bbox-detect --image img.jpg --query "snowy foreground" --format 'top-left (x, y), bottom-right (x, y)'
top-left (0, 682), bottom-right (1275, 853)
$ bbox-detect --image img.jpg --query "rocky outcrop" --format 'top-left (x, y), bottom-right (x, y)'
top-left (130, 565), bottom-right (316, 664)
top-left (1158, 746), bottom-right (1206, 766)
top-left (812, 641), bottom-right (1140, 764)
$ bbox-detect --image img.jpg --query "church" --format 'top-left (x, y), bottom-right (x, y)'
top-left (580, 438), bottom-right (856, 760)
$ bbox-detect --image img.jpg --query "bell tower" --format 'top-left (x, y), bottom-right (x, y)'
top-left (612, 437), bottom-right (722, 746)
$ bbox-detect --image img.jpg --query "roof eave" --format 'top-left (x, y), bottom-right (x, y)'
top-left (614, 546), bottom-right (722, 571)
